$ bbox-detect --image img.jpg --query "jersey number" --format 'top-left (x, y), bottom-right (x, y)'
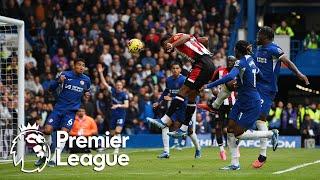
top-left (252, 69), bottom-right (257, 88)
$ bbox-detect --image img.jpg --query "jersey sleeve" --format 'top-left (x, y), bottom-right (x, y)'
top-left (48, 71), bottom-right (64, 91)
top-left (271, 45), bottom-right (285, 59)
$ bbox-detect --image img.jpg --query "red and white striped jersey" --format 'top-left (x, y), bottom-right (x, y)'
top-left (170, 33), bottom-right (211, 63)
top-left (211, 67), bottom-right (236, 106)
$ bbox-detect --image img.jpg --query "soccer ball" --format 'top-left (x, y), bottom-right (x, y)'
top-left (128, 38), bottom-right (144, 54)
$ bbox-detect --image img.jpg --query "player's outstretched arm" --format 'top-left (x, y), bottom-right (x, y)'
top-left (97, 64), bottom-right (111, 89)
top-left (48, 72), bottom-right (66, 91)
top-left (280, 56), bottom-right (310, 85)
top-left (197, 37), bottom-right (209, 45)
top-left (205, 67), bottom-right (239, 89)
top-left (170, 34), bottom-right (191, 48)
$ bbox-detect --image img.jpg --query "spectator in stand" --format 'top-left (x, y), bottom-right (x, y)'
top-left (25, 50), bottom-right (37, 70)
top-left (303, 30), bottom-right (320, 50)
top-left (305, 103), bottom-right (320, 124)
top-left (281, 102), bottom-right (299, 135)
top-left (52, 48), bottom-right (68, 70)
top-left (269, 101), bottom-right (284, 129)
top-left (223, 0), bottom-right (238, 24)
top-left (195, 112), bottom-right (210, 134)
top-left (275, 20), bottom-right (294, 37)
top-left (301, 114), bottom-right (319, 147)
top-left (141, 50), bottom-right (157, 67)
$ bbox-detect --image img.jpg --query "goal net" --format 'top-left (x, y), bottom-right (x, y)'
top-left (0, 16), bottom-right (24, 161)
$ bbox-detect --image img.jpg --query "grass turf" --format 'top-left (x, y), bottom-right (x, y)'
top-left (1, 148), bottom-right (319, 180)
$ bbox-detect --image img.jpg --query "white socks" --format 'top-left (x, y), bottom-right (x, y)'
top-left (162, 127), bottom-right (170, 153)
top-left (44, 134), bottom-right (51, 157)
top-left (237, 130), bottom-right (273, 140)
top-left (256, 120), bottom-right (268, 157)
top-left (161, 115), bottom-right (171, 124)
top-left (227, 133), bottom-right (239, 166)
top-left (189, 133), bottom-right (201, 151)
top-left (212, 85), bottom-right (231, 109)
top-left (180, 124), bottom-right (188, 132)
top-left (51, 137), bottom-right (66, 162)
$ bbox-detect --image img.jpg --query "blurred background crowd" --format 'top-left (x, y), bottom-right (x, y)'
top-left (0, 0), bottom-right (319, 146)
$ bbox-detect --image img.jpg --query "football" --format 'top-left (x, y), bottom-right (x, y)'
top-left (127, 38), bottom-right (144, 54)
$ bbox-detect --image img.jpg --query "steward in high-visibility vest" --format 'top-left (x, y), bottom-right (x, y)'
top-left (305, 104), bottom-right (319, 124)
top-left (275, 21), bottom-right (294, 37)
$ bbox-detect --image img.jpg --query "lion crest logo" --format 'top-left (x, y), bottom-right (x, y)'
top-left (10, 123), bottom-right (51, 173)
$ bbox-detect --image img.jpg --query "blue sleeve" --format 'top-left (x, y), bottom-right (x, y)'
top-left (48, 72), bottom-right (63, 91)
top-left (207, 67), bottom-right (239, 89)
top-left (271, 45), bottom-right (284, 59)
top-left (158, 88), bottom-right (169, 103)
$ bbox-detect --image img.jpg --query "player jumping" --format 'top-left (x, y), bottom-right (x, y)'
top-left (153, 62), bottom-right (201, 159)
top-left (204, 40), bottom-right (279, 170)
top-left (252, 26), bottom-right (309, 168)
top-left (35, 58), bottom-right (91, 167)
top-left (198, 56), bottom-right (237, 161)
top-left (97, 64), bottom-right (129, 154)
top-left (147, 33), bottom-right (216, 138)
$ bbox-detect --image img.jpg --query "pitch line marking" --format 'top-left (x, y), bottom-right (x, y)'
top-left (273, 160), bottom-right (320, 174)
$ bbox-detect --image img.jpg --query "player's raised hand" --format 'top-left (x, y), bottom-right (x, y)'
top-left (59, 74), bottom-right (66, 83)
top-left (97, 64), bottom-right (104, 73)
top-left (298, 73), bottom-right (310, 85)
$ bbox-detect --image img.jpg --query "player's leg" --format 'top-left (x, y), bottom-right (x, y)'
top-left (252, 91), bottom-right (275, 168)
top-left (113, 117), bottom-right (125, 154)
top-left (216, 119), bottom-right (227, 160)
top-left (34, 110), bottom-right (60, 166)
top-left (147, 85), bottom-right (191, 129)
top-left (158, 119), bottom-right (172, 158)
top-left (188, 108), bottom-right (201, 158)
top-left (49, 111), bottom-right (76, 167)
top-left (198, 84), bottom-right (232, 112)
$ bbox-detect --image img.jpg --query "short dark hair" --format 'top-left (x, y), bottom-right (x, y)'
top-left (260, 26), bottom-right (274, 40)
top-left (75, 58), bottom-right (86, 64)
top-left (170, 61), bottom-right (182, 68)
top-left (160, 34), bottom-right (172, 46)
top-left (235, 40), bottom-right (252, 55)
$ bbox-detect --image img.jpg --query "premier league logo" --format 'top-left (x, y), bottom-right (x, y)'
top-left (10, 123), bottom-right (51, 173)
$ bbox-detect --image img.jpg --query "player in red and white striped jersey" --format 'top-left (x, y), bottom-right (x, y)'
top-left (147, 33), bottom-right (216, 138)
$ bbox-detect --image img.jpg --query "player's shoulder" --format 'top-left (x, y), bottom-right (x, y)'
top-left (81, 73), bottom-right (91, 82)
top-left (179, 74), bottom-right (187, 81)
top-left (268, 43), bottom-right (283, 54)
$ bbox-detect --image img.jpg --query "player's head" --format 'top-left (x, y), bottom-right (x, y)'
top-left (257, 26), bottom-right (274, 45)
top-left (74, 58), bottom-right (86, 74)
top-left (170, 61), bottom-right (182, 77)
top-left (77, 106), bottom-right (86, 118)
top-left (115, 80), bottom-right (124, 91)
top-left (161, 34), bottom-right (173, 53)
top-left (226, 56), bottom-right (236, 69)
top-left (235, 40), bottom-right (252, 59)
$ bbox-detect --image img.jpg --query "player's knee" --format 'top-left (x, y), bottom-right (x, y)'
top-left (43, 125), bottom-right (53, 135)
top-left (178, 85), bottom-right (190, 96)
top-left (215, 127), bottom-right (222, 135)
top-left (188, 128), bottom-right (193, 136)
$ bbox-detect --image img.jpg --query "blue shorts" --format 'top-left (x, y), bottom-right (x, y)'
top-left (228, 100), bottom-right (261, 129)
top-left (171, 106), bottom-right (186, 122)
top-left (110, 115), bottom-right (126, 130)
top-left (258, 88), bottom-right (276, 116)
top-left (46, 109), bottom-right (77, 131)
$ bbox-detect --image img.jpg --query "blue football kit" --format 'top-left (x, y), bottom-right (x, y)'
top-left (254, 42), bottom-right (284, 116)
top-left (207, 55), bottom-right (262, 129)
top-left (109, 87), bottom-right (129, 130)
top-left (46, 71), bottom-right (91, 130)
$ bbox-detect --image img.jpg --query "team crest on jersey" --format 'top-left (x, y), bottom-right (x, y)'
top-left (80, 80), bottom-right (84, 85)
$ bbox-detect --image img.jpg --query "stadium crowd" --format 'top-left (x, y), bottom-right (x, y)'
top-left (0, 0), bottom-right (319, 146)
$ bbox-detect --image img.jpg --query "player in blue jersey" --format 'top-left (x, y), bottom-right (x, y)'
top-left (35, 58), bottom-right (91, 167)
top-left (152, 62), bottom-right (201, 159)
top-left (252, 26), bottom-right (309, 168)
top-left (97, 64), bottom-right (129, 154)
top-left (204, 40), bottom-right (279, 170)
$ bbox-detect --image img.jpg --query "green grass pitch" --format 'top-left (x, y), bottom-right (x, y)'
top-left (1, 148), bottom-right (319, 180)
